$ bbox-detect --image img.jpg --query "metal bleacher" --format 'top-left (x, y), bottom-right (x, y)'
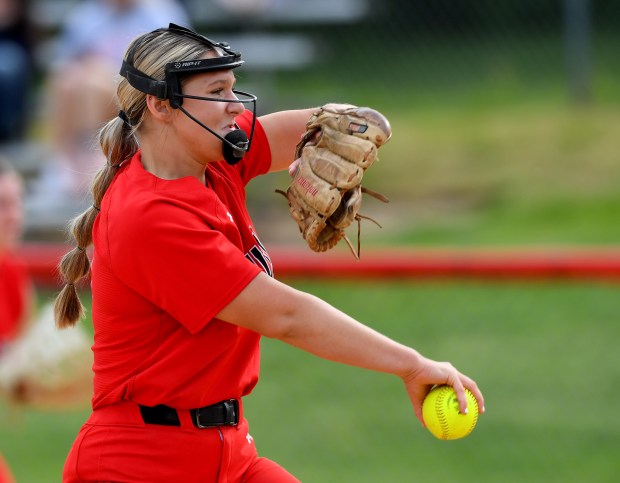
top-left (31, 0), bottom-right (371, 71)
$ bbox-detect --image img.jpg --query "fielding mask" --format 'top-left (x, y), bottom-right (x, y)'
top-left (119, 23), bottom-right (257, 165)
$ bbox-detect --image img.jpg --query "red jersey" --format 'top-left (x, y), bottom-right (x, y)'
top-left (0, 252), bottom-right (30, 348)
top-left (90, 111), bottom-right (273, 410)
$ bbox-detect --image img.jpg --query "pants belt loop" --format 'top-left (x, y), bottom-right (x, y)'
top-left (177, 407), bottom-right (195, 430)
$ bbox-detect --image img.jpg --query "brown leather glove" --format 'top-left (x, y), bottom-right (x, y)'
top-left (277, 104), bottom-right (392, 258)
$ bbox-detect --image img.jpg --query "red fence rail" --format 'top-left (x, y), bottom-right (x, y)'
top-left (16, 243), bottom-right (620, 288)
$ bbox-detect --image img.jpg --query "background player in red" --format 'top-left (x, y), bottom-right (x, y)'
top-left (54, 24), bottom-right (485, 482)
top-left (0, 158), bottom-right (28, 483)
top-left (0, 160), bottom-right (92, 440)
top-left (0, 158), bottom-right (31, 357)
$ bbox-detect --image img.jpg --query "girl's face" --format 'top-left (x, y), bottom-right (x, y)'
top-left (0, 172), bottom-right (23, 251)
top-left (172, 68), bottom-right (245, 163)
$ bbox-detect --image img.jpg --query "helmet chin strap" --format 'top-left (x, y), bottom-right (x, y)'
top-left (177, 104), bottom-right (253, 166)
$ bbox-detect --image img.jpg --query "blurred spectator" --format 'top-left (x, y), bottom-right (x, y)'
top-left (0, 0), bottom-right (36, 144)
top-left (0, 159), bottom-right (91, 470)
top-left (0, 158), bottom-right (29, 483)
top-left (31, 0), bottom-right (189, 204)
top-left (0, 158), bottom-right (30, 455)
top-left (0, 157), bottom-right (32, 354)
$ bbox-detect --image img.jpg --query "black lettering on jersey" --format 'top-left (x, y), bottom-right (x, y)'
top-left (245, 227), bottom-right (273, 277)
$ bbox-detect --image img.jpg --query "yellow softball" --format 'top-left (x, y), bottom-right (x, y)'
top-left (422, 385), bottom-right (478, 440)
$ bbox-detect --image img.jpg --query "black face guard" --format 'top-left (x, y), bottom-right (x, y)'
top-left (119, 23), bottom-right (257, 165)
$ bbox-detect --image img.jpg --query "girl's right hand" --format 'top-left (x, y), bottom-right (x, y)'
top-left (401, 355), bottom-right (485, 426)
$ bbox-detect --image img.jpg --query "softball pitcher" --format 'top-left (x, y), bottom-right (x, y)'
top-left (54, 23), bottom-right (484, 482)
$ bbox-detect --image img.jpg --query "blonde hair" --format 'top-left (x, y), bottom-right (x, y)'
top-left (54, 28), bottom-right (215, 328)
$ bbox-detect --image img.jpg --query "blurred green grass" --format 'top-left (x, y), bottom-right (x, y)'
top-left (373, 104), bottom-right (620, 246)
top-left (248, 279), bottom-right (620, 482)
top-left (2, 281), bottom-right (619, 482)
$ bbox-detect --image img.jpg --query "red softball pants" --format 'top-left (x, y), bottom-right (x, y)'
top-left (62, 401), bottom-right (300, 483)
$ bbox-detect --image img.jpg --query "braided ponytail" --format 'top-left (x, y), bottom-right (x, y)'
top-left (54, 116), bottom-right (130, 328)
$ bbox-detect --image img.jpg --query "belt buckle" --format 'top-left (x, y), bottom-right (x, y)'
top-left (194, 399), bottom-right (238, 429)
top-left (223, 399), bottom-right (238, 427)
top-left (194, 409), bottom-right (213, 429)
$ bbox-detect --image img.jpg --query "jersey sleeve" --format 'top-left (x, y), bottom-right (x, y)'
top-left (105, 196), bottom-right (262, 335)
top-left (235, 110), bottom-right (272, 184)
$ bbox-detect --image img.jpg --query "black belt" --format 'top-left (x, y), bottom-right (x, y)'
top-left (139, 399), bottom-right (239, 429)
